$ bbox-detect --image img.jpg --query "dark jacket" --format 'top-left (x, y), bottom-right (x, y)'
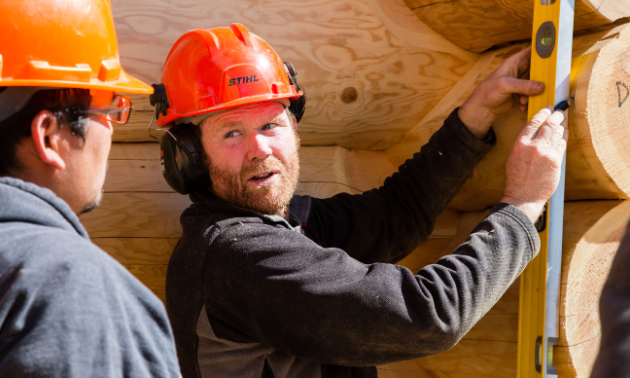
top-left (166, 109), bottom-right (540, 378)
top-left (0, 177), bottom-right (181, 378)
top-left (591, 220), bottom-right (630, 378)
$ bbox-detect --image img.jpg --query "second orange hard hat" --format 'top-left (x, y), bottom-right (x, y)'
top-left (152, 24), bottom-right (304, 127)
top-left (0, 0), bottom-right (152, 95)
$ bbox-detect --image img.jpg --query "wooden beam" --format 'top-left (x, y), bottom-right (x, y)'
top-left (385, 43), bottom-right (519, 166)
top-left (92, 238), bottom-right (177, 265)
top-left (125, 264), bottom-right (168, 303)
top-left (403, 0), bottom-right (630, 53)
top-left (110, 0), bottom-right (480, 149)
top-left (81, 192), bottom-right (191, 238)
top-left (555, 200), bottom-right (630, 377)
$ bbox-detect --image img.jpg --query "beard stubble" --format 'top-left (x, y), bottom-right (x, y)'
top-left (207, 136), bottom-right (301, 217)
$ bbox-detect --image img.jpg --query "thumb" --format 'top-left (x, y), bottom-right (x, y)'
top-left (503, 77), bottom-right (545, 97)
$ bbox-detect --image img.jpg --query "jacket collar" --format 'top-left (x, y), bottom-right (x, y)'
top-left (0, 176), bottom-right (89, 239)
top-left (190, 189), bottom-right (311, 233)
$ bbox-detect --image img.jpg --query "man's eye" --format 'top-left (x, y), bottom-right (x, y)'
top-left (225, 131), bottom-right (237, 139)
top-left (262, 123), bottom-right (274, 131)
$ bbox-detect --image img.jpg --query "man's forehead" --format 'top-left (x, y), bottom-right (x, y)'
top-left (203, 101), bottom-right (289, 130)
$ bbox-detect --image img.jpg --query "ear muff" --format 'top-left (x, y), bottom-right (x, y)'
top-left (160, 123), bottom-right (210, 195)
top-left (284, 62), bottom-right (306, 123)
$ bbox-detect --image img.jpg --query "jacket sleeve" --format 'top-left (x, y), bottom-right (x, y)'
top-left (305, 108), bottom-right (495, 264)
top-left (591, 221), bottom-right (630, 378)
top-left (205, 203), bottom-right (539, 367)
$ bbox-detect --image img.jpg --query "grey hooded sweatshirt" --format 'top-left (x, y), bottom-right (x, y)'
top-left (0, 177), bottom-right (180, 377)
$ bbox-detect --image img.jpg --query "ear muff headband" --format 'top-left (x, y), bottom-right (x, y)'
top-left (156, 62), bottom-right (306, 195)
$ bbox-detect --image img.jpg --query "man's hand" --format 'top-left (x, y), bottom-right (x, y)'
top-left (458, 47), bottom-right (545, 139)
top-left (501, 107), bottom-right (569, 223)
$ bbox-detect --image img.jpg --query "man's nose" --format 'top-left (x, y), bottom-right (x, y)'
top-left (246, 132), bottom-right (273, 161)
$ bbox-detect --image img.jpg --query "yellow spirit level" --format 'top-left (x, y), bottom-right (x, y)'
top-left (517, 0), bottom-right (574, 377)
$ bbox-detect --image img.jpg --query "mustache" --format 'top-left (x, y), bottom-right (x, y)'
top-left (240, 156), bottom-right (285, 181)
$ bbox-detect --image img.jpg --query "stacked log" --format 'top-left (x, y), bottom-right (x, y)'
top-left (403, 0), bottom-right (630, 52)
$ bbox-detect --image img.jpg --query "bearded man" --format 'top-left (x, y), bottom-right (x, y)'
top-left (157, 24), bottom-right (568, 378)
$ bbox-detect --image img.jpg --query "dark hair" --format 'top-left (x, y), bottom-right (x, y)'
top-left (0, 88), bottom-right (92, 176)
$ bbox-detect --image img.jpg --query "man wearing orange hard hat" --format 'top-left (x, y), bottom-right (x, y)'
top-left (156, 24), bottom-right (568, 378)
top-left (0, 0), bottom-right (180, 376)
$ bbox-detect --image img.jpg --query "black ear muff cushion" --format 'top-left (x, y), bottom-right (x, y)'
top-left (284, 61), bottom-right (306, 123)
top-left (160, 133), bottom-right (187, 194)
top-left (160, 124), bottom-right (210, 195)
top-left (290, 81), bottom-right (306, 123)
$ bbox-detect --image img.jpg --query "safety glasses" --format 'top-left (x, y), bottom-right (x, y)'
top-left (81, 93), bottom-right (133, 124)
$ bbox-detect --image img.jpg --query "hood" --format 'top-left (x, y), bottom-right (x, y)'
top-left (0, 177), bottom-right (89, 239)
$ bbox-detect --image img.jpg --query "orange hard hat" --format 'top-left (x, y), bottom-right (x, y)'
top-left (0, 0), bottom-right (152, 95)
top-left (153, 24), bottom-right (303, 127)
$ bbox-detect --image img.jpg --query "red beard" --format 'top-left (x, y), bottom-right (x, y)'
top-left (208, 150), bottom-right (300, 217)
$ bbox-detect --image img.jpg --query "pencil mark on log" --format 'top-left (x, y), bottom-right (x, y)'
top-left (617, 81), bottom-right (629, 108)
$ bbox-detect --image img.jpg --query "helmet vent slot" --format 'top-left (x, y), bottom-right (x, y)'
top-left (230, 23), bottom-right (256, 50)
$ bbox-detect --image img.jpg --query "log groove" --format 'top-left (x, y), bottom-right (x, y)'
top-left (403, 0), bottom-right (630, 52)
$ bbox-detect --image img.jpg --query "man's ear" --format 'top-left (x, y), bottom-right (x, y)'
top-left (30, 110), bottom-right (66, 170)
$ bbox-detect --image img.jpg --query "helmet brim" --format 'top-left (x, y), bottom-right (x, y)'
top-left (0, 69), bottom-right (153, 95)
top-left (155, 91), bottom-right (304, 127)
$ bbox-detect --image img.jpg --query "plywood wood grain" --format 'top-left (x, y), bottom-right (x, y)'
top-left (82, 192), bottom-right (191, 238)
top-left (126, 264), bottom-right (168, 302)
top-left (110, 0), bottom-right (480, 149)
top-left (403, 0), bottom-right (630, 52)
top-left (93, 238), bottom-right (178, 265)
